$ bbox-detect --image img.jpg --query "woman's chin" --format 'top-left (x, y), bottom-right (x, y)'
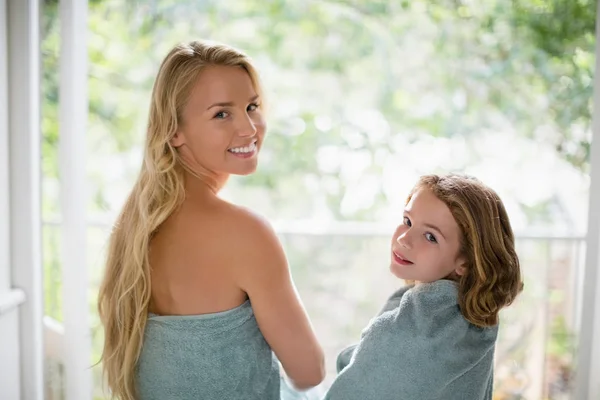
top-left (225, 159), bottom-right (259, 176)
top-left (232, 166), bottom-right (258, 176)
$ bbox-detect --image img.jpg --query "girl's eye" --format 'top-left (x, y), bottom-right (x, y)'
top-left (247, 103), bottom-right (259, 112)
top-left (425, 232), bottom-right (438, 243)
top-left (403, 216), bottom-right (411, 227)
top-left (214, 111), bottom-right (229, 119)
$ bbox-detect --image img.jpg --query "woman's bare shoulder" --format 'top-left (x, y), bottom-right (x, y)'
top-left (177, 198), bottom-right (280, 259)
top-left (208, 199), bottom-right (275, 237)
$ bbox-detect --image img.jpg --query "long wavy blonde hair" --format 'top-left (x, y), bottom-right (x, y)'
top-left (97, 40), bottom-right (263, 400)
top-left (408, 174), bottom-right (524, 327)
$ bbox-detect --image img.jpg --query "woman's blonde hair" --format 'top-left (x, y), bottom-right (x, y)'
top-left (97, 40), bottom-right (263, 400)
top-left (408, 174), bottom-right (523, 327)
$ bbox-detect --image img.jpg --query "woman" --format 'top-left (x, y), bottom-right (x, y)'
top-left (98, 40), bottom-right (325, 400)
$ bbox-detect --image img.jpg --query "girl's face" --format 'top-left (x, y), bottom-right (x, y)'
top-left (390, 188), bottom-right (466, 283)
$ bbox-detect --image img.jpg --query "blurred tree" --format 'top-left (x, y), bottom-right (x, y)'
top-left (41, 0), bottom-right (596, 221)
top-left (511, 0), bottom-right (595, 170)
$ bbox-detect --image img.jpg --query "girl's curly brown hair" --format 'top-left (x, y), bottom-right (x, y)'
top-left (408, 174), bottom-right (524, 327)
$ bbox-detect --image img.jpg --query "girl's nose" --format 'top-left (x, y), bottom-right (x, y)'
top-left (396, 232), bottom-right (411, 249)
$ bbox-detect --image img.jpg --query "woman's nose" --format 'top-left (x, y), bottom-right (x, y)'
top-left (237, 115), bottom-right (258, 137)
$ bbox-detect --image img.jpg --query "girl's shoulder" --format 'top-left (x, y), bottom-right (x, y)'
top-left (380, 280), bottom-right (497, 336)
top-left (378, 280), bottom-right (459, 318)
top-left (406, 280), bottom-right (459, 308)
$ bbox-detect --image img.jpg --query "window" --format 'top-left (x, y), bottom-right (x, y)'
top-left (41, 1), bottom-right (595, 398)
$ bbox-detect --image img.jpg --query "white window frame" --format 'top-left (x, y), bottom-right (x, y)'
top-left (6, 0), bottom-right (44, 399)
top-left (574, 1), bottom-right (600, 398)
top-left (58, 0), bottom-right (93, 398)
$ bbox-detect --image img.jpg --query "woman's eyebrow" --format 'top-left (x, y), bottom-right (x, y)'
top-left (206, 95), bottom-right (259, 110)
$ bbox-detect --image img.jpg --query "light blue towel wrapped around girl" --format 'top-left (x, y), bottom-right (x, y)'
top-left (323, 174), bottom-right (523, 400)
top-left (326, 281), bottom-right (495, 400)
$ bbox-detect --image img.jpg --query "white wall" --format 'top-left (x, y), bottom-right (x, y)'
top-left (0, 311), bottom-right (21, 400)
top-left (0, 1), bottom-right (22, 399)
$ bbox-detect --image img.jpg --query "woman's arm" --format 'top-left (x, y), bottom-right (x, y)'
top-left (232, 209), bottom-right (325, 390)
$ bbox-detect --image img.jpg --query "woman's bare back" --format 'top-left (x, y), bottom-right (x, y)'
top-left (148, 195), bottom-right (248, 316)
top-left (149, 189), bottom-right (325, 388)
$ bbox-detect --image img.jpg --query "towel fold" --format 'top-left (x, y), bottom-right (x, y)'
top-left (325, 280), bottom-right (497, 400)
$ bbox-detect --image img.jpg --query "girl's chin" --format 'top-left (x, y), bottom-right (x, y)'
top-left (389, 263), bottom-right (412, 280)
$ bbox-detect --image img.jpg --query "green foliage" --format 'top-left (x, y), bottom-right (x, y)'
top-left (41, 0), bottom-right (596, 221)
top-left (512, 0), bottom-right (596, 170)
top-left (548, 315), bottom-right (575, 358)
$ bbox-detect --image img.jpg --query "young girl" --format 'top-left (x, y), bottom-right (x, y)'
top-left (324, 174), bottom-right (523, 400)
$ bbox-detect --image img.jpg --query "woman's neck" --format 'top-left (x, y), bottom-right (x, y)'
top-left (183, 169), bottom-right (229, 198)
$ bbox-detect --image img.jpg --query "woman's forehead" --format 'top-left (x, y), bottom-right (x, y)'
top-left (188, 65), bottom-right (257, 108)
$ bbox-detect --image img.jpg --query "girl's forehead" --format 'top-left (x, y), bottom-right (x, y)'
top-left (406, 189), bottom-right (444, 212)
top-left (406, 189), bottom-right (460, 237)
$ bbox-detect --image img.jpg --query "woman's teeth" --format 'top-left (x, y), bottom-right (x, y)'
top-left (229, 141), bottom-right (257, 153)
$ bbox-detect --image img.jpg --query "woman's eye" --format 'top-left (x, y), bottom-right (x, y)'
top-left (403, 216), bottom-right (411, 227)
top-left (425, 232), bottom-right (438, 243)
top-left (214, 111), bottom-right (229, 119)
top-left (247, 103), bottom-right (259, 112)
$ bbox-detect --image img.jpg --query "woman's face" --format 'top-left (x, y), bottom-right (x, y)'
top-left (171, 65), bottom-right (266, 180)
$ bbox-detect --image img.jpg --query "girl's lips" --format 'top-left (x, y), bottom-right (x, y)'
top-left (392, 250), bottom-right (413, 265)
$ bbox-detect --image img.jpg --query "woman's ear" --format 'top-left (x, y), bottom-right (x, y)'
top-left (170, 130), bottom-right (185, 147)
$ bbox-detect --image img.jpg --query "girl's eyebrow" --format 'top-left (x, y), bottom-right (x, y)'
top-left (404, 210), bottom-right (446, 240)
top-left (423, 223), bottom-right (446, 240)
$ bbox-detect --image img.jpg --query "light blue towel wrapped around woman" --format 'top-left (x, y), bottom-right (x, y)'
top-left (136, 300), bottom-right (281, 400)
top-left (324, 280), bottom-right (497, 400)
